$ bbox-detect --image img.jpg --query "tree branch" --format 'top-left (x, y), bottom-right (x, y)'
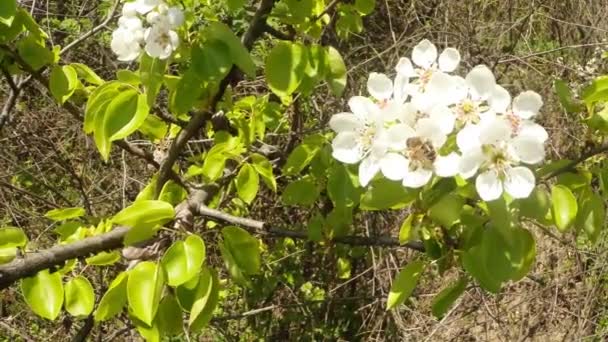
top-left (155, 0), bottom-right (277, 197)
top-left (59, 0), bottom-right (120, 54)
top-left (196, 204), bottom-right (425, 252)
top-left (542, 143), bottom-right (608, 180)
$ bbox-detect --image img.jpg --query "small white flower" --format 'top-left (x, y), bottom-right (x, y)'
top-left (144, 24), bottom-right (179, 59)
top-left (398, 39), bottom-right (461, 95)
top-left (489, 87), bottom-right (548, 142)
top-left (111, 26), bottom-right (143, 61)
top-left (458, 116), bottom-right (545, 201)
top-left (146, 4), bottom-right (184, 28)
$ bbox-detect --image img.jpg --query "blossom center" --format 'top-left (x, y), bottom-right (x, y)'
top-left (358, 126), bottom-right (376, 150)
top-left (406, 137), bottom-right (436, 170)
top-left (506, 111), bottom-right (521, 135)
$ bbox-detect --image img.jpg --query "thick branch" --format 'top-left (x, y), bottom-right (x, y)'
top-left (0, 227), bottom-right (129, 290)
top-left (196, 204), bottom-right (425, 252)
top-left (155, 0), bottom-right (277, 196)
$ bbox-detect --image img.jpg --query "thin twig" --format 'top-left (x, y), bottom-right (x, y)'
top-left (59, 0), bottom-right (121, 54)
top-left (542, 143), bottom-right (608, 180)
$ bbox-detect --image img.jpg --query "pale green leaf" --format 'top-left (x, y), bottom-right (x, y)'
top-left (64, 276), bottom-right (95, 317)
top-left (21, 270), bottom-right (64, 320)
top-left (94, 272), bottom-right (128, 321)
top-left (157, 294), bottom-right (183, 336)
top-left (235, 163), bottom-right (259, 204)
top-left (431, 277), bottom-right (467, 319)
top-left (127, 261), bottom-right (165, 326)
top-left (282, 178), bottom-right (319, 206)
top-left (265, 42), bottom-right (308, 97)
top-left (251, 153), bottom-right (276, 192)
top-left (222, 226), bottom-right (260, 275)
top-left (386, 260), bottom-right (424, 310)
top-left (49, 65), bottom-right (79, 104)
top-left (161, 234), bottom-right (206, 287)
top-left (44, 207), bottom-right (86, 221)
top-left (325, 46), bottom-right (347, 96)
top-left (551, 184), bottom-right (578, 231)
top-left (0, 226), bottom-right (27, 248)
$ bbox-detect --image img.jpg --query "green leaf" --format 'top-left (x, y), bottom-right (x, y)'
top-left (235, 163), bottom-right (259, 204)
top-left (21, 270), bottom-right (64, 320)
top-left (429, 194), bottom-right (465, 228)
top-left (327, 163), bottom-right (361, 207)
top-left (265, 41), bottom-right (308, 97)
top-left (71, 63), bottom-right (104, 85)
top-left (431, 277), bottom-right (467, 319)
top-left (386, 260), bottom-right (424, 310)
top-left (0, 247), bottom-right (17, 264)
top-left (518, 187), bottom-right (551, 224)
top-left (0, 227), bottom-right (27, 248)
top-left (169, 70), bottom-right (205, 115)
top-left (44, 207), bottom-right (85, 221)
top-left (86, 251), bottom-right (121, 266)
top-left (117, 69), bottom-right (141, 85)
top-left (225, 0), bottom-right (245, 12)
top-left (251, 153), bottom-right (276, 192)
top-left (94, 272), bottom-right (129, 321)
top-left (17, 35), bottom-right (53, 70)
top-left (113, 200), bottom-right (175, 230)
top-left (222, 226), bottom-right (261, 275)
top-left (0, 0), bottom-right (17, 26)
top-left (282, 178), bottom-right (319, 206)
top-left (64, 276), bottom-right (95, 317)
top-left (354, 0), bottom-right (375, 15)
top-left (191, 39), bottom-right (232, 82)
top-left (282, 134), bottom-right (326, 175)
top-left (127, 261), bottom-right (165, 326)
top-left (157, 294), bottom-right (183, 336)
top-left (399, 214), bottom-right (414, 245)
top-left (50, 65), bottom-right (79, 104)
top-left (84, 81), bottom-right (122, 133)
top-left (139, 54), bottom-right (167, 107)
top-left (205, 22), bottom-right (256, 77)
top-left (175, 273), bottom-right (202, 311)
top-left (360, 178), bottom-right (418, 210)
top-left (161, 234), bottom-right (206, 287)
top-left (307, 214), bottom-right (324, 242)
top-left (551, 185), bottom-right (578, 231)
top-left (582, 76), bottom-right (608, 106)
top-left (189, 267), bottom-right (219, 331)
top-left (131, 314), bottom-right (160, 342)
top-left (158, 180), bottom-right (188, 206)
top-left (554, 79), bottom-right (583, 113)
top-left (93, 88), bottom-right (136, 159)
top-left (107, 92), bottom-right (150, 143)
top-left (325, 46), bottom-right (347, 96)
top-left (139, 115), bottom-right (168, 140)
top-left (577, 191), bottom-right (605, 244)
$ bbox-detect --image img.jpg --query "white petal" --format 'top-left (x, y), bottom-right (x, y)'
top-left (509, 136), bottom-right (545, 164)
top-left (513, 91), bottom-right (543, 119)
top-left (396, 57), bottom-right (416, 77)
top-left (348, 96), bottom-right (379, 122)
top-left (380, 153), bottom-right (409, 181)
top-left (134, 0), bottom-right (160, 14)
top-left (489, 85), bottom-right (511, 114)
top-left (399, 102), bottom-right (419, 126)
top-left (434, 152), bottom-right (460, 177)
top-left (518, 121), bottom-right (548, 142)
top-left (403, 167), bottom-right (433, 188)
top-left (145, 40), bottom-right (165, 58)
top-left (448, 75), bottom-right (468, 104)
top-left (412, 39), bottom-right (438, 68)
top-left (329, 113), bottom-right (363, 133)
top-left (385, 123), bottom-right (415, 149)
top-left (367, 72), bottom-right (393, 101)
top-left (167, 7), bottom-right (185, 28)
top-left (359, 156), bottom-right (381, 187)
top-left (393, 73), bottom-right (409, 104)
top-left (426, 72), bottom-right (459, 106)
top-left (429, 105), bottom-right (455, 134)
top-left (438, 48), bottom-right (460, 72)
top-left (479, 116), bottom-right (511, 145)
top-left (475, 169), bottom-right (503, 201)
top-left (416, 118), bottom-right (446, 148)
top-left (332, 132), bottom-right (362, 164)
top-left (465, 65), bottom-right (496, 100)
top-left (380, 100), bottom-right (402, 121)
top-left (459, 148), bottom-right (485, 179)
top-left (456, 124), bottom-right (481, 152)
top-left (504, 166), bottom-right (535, 199)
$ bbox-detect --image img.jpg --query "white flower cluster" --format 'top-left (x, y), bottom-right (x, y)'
top-left (329, 39), bottom-right (548, 202)
top-left (111, 0), bottom-right (184, 61)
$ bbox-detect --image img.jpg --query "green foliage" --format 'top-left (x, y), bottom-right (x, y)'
top-left (387, 260), bottom-right (424, 310)
top-left (17, 35), bottom-right (54, 70)
top-left (189, 267), bottom-right (220, 331)
top-left (266, 41), bottom-right (308, 97)
top-left (95, 272), bottom-right (129, 321)
top-left (325, 46), bottom-right (347, 96)
top-left (21, 270), bottom-right (64, 320)
top-left (127, 261), bottom-right (165, 326)
top-left (64, 276), bottom-right (95, 317)
top-left (0, 0), bottom-right (17, 26)
top-left (282, 134), bottom-right (326, 175)
top-left (236, 163), bottom-right (260, 204)
top-left (431, 277), bottom-right (467, 319)
top-left (0, 226), bottom-right (27, 263)
top-left (49, 65), bottom-right (79, 104)
top-left (282, 177), bottom-right (320, 206)
top-left (222, 226), bottom-right (261, 275)
top-left (44, 207), bottom-right (85, 221)
top-left (161, 234), bottom-right (206, 287)
top-left (551, 185), bottom-right (578, 231)
top-left (360, 178), bottom-right (417, 210)
top-left (112, 200), bottom-right (175, 245)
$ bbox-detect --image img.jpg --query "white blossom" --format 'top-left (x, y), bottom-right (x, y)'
top-left (457, 116), bottom-right (545, 201)
top-left (144, 23), bottom-right (179, 60)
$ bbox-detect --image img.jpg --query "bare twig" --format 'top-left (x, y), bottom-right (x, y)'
top-left (196, 204), bottom-right (425, 252)
top-left (59, 0), bottom-right (121, 54)
top-left (542, 143), bottom-right (608, 180)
